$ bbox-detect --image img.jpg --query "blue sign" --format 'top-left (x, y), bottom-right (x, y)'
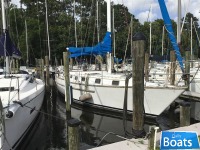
top-left (160, 131), bottom-right (200, 149)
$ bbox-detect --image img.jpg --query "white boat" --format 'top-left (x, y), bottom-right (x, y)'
top-left (55, 70), bottom-right (185, 116)
top-left (55, 0), bottom-right (186, 116)
top-left (0, 0), bottom-right (45, 149)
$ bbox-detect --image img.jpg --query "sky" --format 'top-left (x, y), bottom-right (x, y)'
top-left (12, 0), bottom-right (200, 25)
top-left (112, 0), bottom-right (200, 25)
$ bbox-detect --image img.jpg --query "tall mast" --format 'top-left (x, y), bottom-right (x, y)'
top-left (191, 17), bottom-right (193, 59)
top-left (112, 4), bottom-right (115, 57)
top-left (25, 20), bottom-right (29, 67)
top-left (1, 0), bottom-right (9, 75)
top-left (107, 0), bottom-right (112, 73)
top-left (107, 0), bottom-right (111, 32)
top-left (177, 0), bottom-right (181, 44)
top-left (45, 0), bottom-right (51, 61)
top-left (96, 0), bottom-right (99, 43)
top-left (162, 25), bottom-right (165, 56)
top-left (74, 0), bottom-right (77, 47)
top-left (149, 5), bottom-right (152, 55)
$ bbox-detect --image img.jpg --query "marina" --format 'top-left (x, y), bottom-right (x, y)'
top-left (9, 79), bottom-right (199, 150)
top-left (0, 0), bottom-right (200, 149)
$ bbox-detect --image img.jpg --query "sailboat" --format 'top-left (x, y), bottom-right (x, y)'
top-left (55, 0), bottom-right (186, 116)
top-left (0, 0), bottom-right (45, 149)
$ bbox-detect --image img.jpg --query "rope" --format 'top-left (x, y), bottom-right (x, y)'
top-left (8, 92), bottom-right (65, 121)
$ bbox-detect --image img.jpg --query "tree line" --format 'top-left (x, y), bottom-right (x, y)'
top-left (0, 0), bottom-right (199, 65)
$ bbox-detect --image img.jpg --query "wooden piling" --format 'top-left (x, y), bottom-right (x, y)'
top-left (148, 126), bottom-right (159, 150)
top-left (67, 118), bottom-right (81, 150)
top-left (170, 50), bottom-right (176, 85)
top-left (70, 58), bottom-right (73, 70)
top-left (185, 50), bottom-right (190, 91)
top-left (180, 101), bottom-right (190, 127)
top-left (41, 59), bottom-right (44, 81)
top-left (169, 104), bottom-right (175, 128)
top-left (132, 32), bottom-right (146, 137)
top-left (144, 52), bottom-right (149, 81)
top-left (63, 52), bottom-right (71, 115)
top-left (45, 56), bottom-right (50, 87)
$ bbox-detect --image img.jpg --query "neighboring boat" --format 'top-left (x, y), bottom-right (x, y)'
top-left (0, 0), bottom-right (45, 149)
top-left (55, 0), bottom-right (186, 116)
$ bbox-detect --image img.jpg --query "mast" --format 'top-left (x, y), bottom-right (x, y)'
top-left (107, 0), bottom-right (112, 73)
top-left (149, 5), bottom-right (152, 55)
top-left (158, 0), bottom-right (184, 72)
top-left (74, 0), bottom-right (77, 47)
top-left (107, 0), bottom-right (111, 32)
top-left (177, 0), bottom-right (181, 44)
top-left (25, 20), bottom-right (29, 67)
top-left (162, 25), bottom-right (165, 56)
top-left (1, 0), bottom-right (9, 75)
top-left (112, 3), bottom-right (115, 58)
top-left (191, 17), bottom-right (193, 60)
top-left (96, 0), bottom-right (99, 43)
top-left (45, 0), bottom-right (51, 61)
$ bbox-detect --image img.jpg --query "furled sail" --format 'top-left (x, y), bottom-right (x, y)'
top-left (158, 0), bottom-right (184, 72)
top-left (0, 31), bottom-right (21, 58)
top-left (68, 31), bottom-right (111, 58)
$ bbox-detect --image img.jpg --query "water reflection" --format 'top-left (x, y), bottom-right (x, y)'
top-left (18, 81), bottom-right (158, 150)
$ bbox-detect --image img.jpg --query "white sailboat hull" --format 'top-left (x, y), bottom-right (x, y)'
top-left (55, 73), bottom-right (185, 116)
top-left (0, 75), bottom-right (45, 150)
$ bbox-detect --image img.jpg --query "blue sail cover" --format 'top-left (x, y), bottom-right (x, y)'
top-left (0, 31), bottom-right (21, 58)
top-left (158, 0), bottom-right (184, 72)
top-left (68, 32), bottom-right (111, 58)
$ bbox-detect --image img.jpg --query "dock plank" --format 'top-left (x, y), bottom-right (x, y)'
top-left (89, 138), bottom-right (148, 150)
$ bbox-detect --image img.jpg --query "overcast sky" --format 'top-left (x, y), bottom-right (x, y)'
top-left (12, 0), bottom-right (200, 24)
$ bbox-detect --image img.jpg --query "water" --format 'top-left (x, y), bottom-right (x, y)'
top-left (17, 80), bottom-right (172, 150)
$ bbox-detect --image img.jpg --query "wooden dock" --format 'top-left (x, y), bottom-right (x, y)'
top-left (89, 122), bottom-right (200, 150)
top-left (89, 138), bottom-right (148, 150)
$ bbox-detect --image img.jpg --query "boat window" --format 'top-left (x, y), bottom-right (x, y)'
top-left (159, 75), bottom-right (163, 77)
top-left (0, 87), bottom-right (14, 91)
top-left (70, 75), bottom-right (72, 78)
top-left (112, 81), bottom-right (119, 86)
top-left (190, 75), bottom-right (193, 77)
top-left (75, 76), bottom-right (78, 80)
top-left (95, 79), bottom-right (101, 84)
top-left (82, 77), bottom-right (85, 81)
top-left (148, 75), bottom-right (151, 77)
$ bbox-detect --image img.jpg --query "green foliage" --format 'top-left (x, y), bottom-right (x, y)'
top-left (1, 0), bottom-right (199, 65)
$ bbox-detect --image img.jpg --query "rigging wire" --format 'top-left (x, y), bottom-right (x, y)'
top-left (181, 0), bottom-right (191, 34)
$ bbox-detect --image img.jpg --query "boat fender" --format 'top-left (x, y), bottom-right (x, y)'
top-left (6, 111), bottom-right (13, 118)
top-left (79, 93), bottom-right (92, 101)
top-left (29, 76), bottom-right (34, 83)
top-left (5, 104), bottom-right (21, 119)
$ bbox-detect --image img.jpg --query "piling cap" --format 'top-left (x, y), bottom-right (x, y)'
top-left (133, 32), bottom-right (146, 41)
top-left (179, 101), bottom-right (190, 107)
top-left (67, 118), bottom-right (81, 127)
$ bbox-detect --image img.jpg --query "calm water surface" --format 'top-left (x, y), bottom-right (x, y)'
top-left (17, 80), bottom-right (173, 150)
